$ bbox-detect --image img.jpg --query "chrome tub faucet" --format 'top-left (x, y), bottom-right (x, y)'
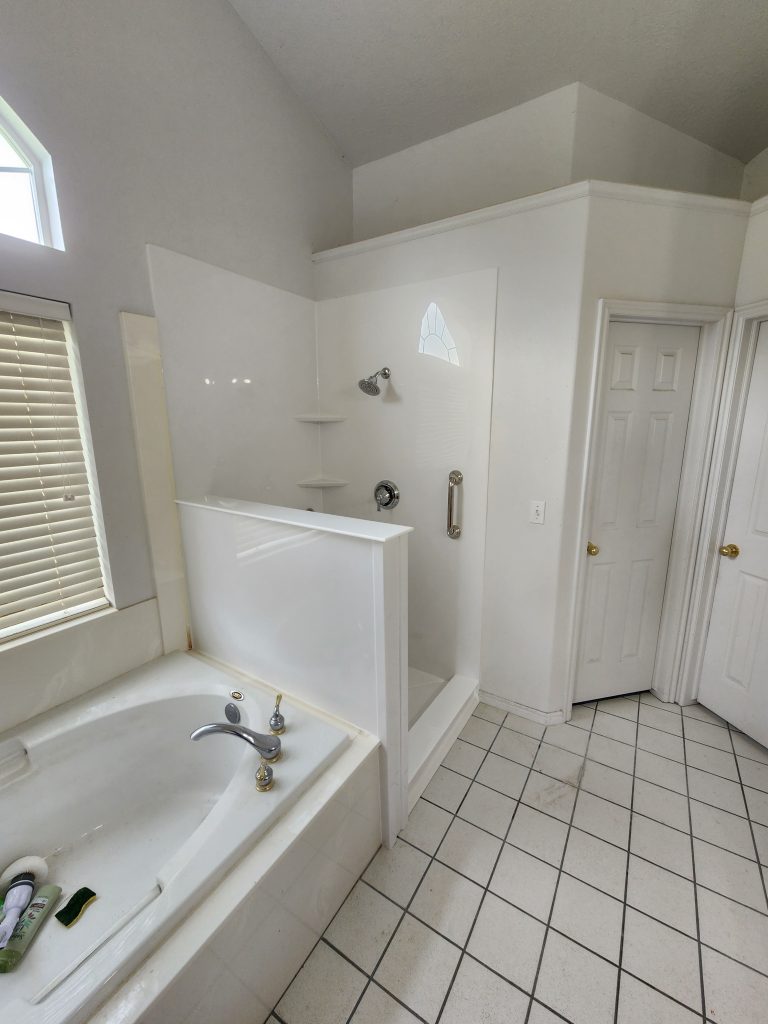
top-left (190, 722), bottom-right (281, 762)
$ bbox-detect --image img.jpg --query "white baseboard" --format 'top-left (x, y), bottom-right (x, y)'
top-left (408, 675), bottom-right (478, 811)
top-left (478, 689), bottom-right (566, 725)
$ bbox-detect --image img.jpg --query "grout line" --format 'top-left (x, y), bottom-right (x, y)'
top-left (611, 703), bottom-right (640, 1024)
top-left (267, 841), bottom-right (386, 1019)
top-left (428, 750), bottom-right (764, 870)
top-left (270, 705), bottom-right (768, 1022)
top-left (421, 752), bottom-right (768, 899)
top-left (317, 944), bottom-right (432, 1024)
top-left (347, 980), bottom-right (431, 1023)
top-left (387, 836), bottom-right (768, 969)
top-left (431, 723), bottom-right (553, 1022)
top-left (680, 711), bottom-right (708, 1022)
top-left (726, 722), bottom-right (768, 915)
top-left (499, 703), bottom-right (768, 778)
top-left (406, 804), bottom-right (768, 924)
top-left (522, 694), bottom-right (603, 1024)
top-left (527, 998), bottom-right (574, 1024)
top-left (462, 719), bottom-right (757, 813)
top-left (363, 857), bottom-right (768, 989)
top-left (344, 714), bottom-right (515, 1024)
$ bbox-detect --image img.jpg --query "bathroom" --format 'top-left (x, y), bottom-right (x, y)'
top-left (1, 1), bottom-right (768, 1022)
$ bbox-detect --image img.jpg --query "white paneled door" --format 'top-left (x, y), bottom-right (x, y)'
top-left (575, 321), bottom-right (700, 702)
top-left (698, 321), bottom-right (768, 746)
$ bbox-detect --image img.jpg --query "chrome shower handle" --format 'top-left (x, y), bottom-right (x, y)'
top-left (375, 480), bottom-right (400, 511)
top-left (447, 470), bottom-right (463, 539)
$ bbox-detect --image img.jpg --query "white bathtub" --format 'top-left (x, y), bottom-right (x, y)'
top-left (0, 652), bottom-right (351, 1024)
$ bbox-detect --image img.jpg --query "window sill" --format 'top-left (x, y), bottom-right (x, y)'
top-left (0, 602), bottom-right (115, 653)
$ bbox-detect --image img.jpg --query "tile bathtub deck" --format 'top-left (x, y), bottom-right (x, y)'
top-left (270, 695), bottom-right (768, 1024)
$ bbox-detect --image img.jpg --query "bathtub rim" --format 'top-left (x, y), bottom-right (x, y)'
top-left (2, 650), bottom-right (373, 1024)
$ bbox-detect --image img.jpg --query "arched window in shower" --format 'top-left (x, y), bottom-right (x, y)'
top-left (419, 302), bottom-right (459, 366)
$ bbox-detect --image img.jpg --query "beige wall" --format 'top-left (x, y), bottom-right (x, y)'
top-left (352, 85), bottom-right (578, 241)
top-left (571, 85), bottom-right (743, 198)
top-left (0, 0), bottom-right (351, 611)
top-left (352, 84), bottom-right (744, 241)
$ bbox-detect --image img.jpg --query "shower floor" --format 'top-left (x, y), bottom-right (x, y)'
top-left (409, 667), bottom-right (448, 727)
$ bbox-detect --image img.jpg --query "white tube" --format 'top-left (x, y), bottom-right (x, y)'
top-left (0, 874), bottom-right (35, 949)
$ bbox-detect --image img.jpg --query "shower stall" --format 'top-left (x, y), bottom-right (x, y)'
top-left (315, 268), bottom-right (498, 748)
top-left (147, 244), bottom-right (498, 814)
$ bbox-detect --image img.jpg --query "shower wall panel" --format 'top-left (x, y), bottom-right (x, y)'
top-left (316, 269), bottom-right (497, 683)
top-left (147, 245), bottom-right (320, 509)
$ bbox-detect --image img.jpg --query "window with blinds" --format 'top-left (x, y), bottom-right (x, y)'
top-left (1, 307), bottom-right (109, 641)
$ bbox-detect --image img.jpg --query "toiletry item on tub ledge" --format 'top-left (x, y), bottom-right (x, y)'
top-left (55, 887), bottom-right (97, 927)
top-left (0, 885), bottom-right (61, 973)
top-left (0, 857), bottom-right (49, 950)
top-left (0, 874), bottom-right (35, 949)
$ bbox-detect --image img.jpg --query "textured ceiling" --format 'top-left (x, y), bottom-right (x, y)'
top-left (229, 0), bottom-right (768, 167)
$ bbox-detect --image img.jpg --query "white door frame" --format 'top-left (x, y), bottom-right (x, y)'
top-left (675, 298), bottom-right (768, 706)
top-left (565, 299), bottom-right (733, 715)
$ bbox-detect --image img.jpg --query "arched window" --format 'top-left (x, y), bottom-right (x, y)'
top-left (0, 97), bottom-right (64, 249)
top-left (419, 302), bottom-right (459, 366)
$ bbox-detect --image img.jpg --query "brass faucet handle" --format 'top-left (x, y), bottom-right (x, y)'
top-left (255, 759), bottom-right (274, 792)
top-left (270, 693), bottom-right (286, 735)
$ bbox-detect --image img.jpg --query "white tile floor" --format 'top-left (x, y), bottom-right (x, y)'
top-left (270, 695), bottom-right (768, 1024)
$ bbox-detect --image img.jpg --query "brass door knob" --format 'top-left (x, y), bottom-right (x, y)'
top-left (586, 541), bottom-right (600, 556)
top-left (718, 543), bottom-right (740, 559)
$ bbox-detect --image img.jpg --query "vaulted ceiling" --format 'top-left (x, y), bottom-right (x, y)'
top-left (229, 0), bottom-right (768, 167)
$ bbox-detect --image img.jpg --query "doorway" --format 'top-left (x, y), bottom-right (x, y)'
top-left (567, 301), bottom-right (733, 711)
top-left (575, 320), bottom-right (700, 702)
top-left (683, 309), bottom-right (768, 749)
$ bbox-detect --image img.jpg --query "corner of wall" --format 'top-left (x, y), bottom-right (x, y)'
top-left (741, 147), bottom-right (768, 203)
top-left (571, 84), bottom-right (744, 199)
top-left (352, 84), bottom-right (580, 240)
top-left (567, 83), bottom-right (585, 183)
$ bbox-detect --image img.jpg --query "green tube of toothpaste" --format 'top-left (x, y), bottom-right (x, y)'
top-left (0, 884), bottom-right (62, 973)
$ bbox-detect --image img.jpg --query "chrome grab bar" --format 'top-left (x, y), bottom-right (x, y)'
top-left (447, 470), bottom-right (463, 539)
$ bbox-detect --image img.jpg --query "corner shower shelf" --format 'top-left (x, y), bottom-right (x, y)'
top-left (297, 476), bottom-right (349, 489)
top-left (294, 414), bottom-right (347, 423)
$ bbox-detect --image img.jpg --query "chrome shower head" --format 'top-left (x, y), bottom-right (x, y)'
top-left (358, 377), bottom-right (381, 396)
top-left (358, 367), bottom-right (390, 396)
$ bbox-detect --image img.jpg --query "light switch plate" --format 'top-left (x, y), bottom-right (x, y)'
top-left (529, 500), bottom-right (546, 525)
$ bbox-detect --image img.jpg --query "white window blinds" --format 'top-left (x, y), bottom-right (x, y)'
top-left (0, 308), bottom-right (108, 641)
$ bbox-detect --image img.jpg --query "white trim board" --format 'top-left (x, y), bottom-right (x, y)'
top-left (408, 675), bottom-right (478, 811)
top-left (313, 181), bottom-right (750, 263)
top-left (478, 690), bottom-right (566, 725)
top-left (0, 289), bottom-right (70, 321)
top-left (121, 312), bottom-right (190, 655)
top-left (563, 300), bottom-right (733, 716)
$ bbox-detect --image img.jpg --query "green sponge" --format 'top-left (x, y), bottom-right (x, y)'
top-left (55, 888), bottom-right (97, 927)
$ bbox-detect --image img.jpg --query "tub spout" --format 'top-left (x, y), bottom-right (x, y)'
top-left (190, 722), bottom-right (281, 762)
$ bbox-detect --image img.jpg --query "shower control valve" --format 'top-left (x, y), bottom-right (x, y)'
top-left (375, 480), bottom-right (400, 511)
